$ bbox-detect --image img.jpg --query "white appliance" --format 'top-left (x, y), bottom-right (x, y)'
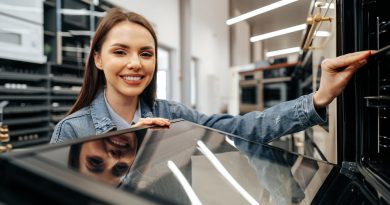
top-left (0, 0), bottom-right (46, 63)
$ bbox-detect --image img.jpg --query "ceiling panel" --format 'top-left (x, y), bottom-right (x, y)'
top-left (232, 0), bottom-right (313, 53)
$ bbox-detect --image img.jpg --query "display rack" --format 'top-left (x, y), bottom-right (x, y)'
top-left (0, 0), bottom-right (115, 147)
top-left (0, 59), bottom-right (51, 147)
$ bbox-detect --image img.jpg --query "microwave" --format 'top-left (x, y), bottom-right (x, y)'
top-left (0, 0), bottom-right (46, 63)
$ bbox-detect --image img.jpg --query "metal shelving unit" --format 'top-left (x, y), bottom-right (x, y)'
top-left (0, 0), bottom-right (115, 148)
top-left (0, 60), bottom-right (51, 147)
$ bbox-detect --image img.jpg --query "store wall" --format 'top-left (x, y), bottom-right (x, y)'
top-left (191, 0), bottom-right (229, 114)
top-left (231, 9), bottom-right (251, 66)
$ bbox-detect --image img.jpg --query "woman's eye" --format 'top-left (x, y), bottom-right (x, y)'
top-left (113, 50), bottom-right (126, 55)
top-left (87, 156), bottom-right (104, 167)
top-left (112, 163), bottom-right (130, 177)
top-left (140, 52), bottom-right (153, 57)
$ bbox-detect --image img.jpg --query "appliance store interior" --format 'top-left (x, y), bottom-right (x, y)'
top-left (0, 0), bottom-right (389, 204)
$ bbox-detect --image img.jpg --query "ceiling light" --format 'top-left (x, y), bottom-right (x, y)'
top-left (266, 47), bottom-right (301, 58)
top-left (226, 0), bottom-right (298, 25)
top-left (250, 24), bottom-right (307, 42)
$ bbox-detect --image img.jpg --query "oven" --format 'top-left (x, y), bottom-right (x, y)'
top-left (239, 71), bottom-right (263, 114)
top-left (263, 83), bottom-right (287, 108)
top-left (336, 0), bottom-right (390, 203)
top-left (0, 0), bottom-right (46, 63)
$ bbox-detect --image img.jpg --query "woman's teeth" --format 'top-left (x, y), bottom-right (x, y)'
top-left (109, 138), bottom-right (127, 147)
top-left (122, 76), bottom-right (142, 81)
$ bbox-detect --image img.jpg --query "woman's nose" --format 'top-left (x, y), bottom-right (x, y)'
top-left (126, 54), bottom-right (141, 71)
top-left (109, 149), bottom-right (122, 158)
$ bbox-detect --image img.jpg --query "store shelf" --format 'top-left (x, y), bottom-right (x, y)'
top-left (51, 63), bottom-right (84, 71)
top-left (0, 95), bottom-right (49, 100)
top-left (51, 76), bottom-right (83, 84)
top-left (4, 116), bottom-right (50, 126)
top-left (52, 89), bottom-right (80, 95)
top-left (11, 136), bottom-right (51, 148)
top-left (4, 105), bottom-right (50, 114)
top-left (0, 86), bottom-right (49, 94)
top-left (51, 115), bottom-right (66, 122)
top-left (239, 62), bottom-right (299, 75)
top-left (263, 77), bottom-right (292, 84)
top-left (51, 96), bottom-right (78, 100)
top-left (0, 71), bottom-right (48, 81)
top-left (44, 30), bottom-right (56, 37)
top-left (52, 106), bottom-right (72, 112)
top-left (9, 127), bottom-right (50, 137)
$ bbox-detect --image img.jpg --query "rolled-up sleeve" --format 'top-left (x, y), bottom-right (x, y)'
top-left (172, 93), bottom-right (326, 143)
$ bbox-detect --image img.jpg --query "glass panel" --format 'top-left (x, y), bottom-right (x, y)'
top-left (157, 47), bottom-right (170, 99)
top-left (157, 70), bottom-right (167, 99)
top-left (157, 48), bottom-right (169, 70)
top-left (31, 120), bottom-right (335, 205)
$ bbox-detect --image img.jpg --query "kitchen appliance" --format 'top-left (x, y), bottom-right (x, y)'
top-left (0, 0), bottom-right (46, 63)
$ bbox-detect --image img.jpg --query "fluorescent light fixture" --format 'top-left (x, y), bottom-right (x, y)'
top-left (315, 31), bottom-right (331, 37)
top-left (266, 47), bottom-right (301, 58)
top-left (197, 141), bottom-right (259, 205)
top-left (226, 0), bottom-right (298, 25)
top-left (167, 161), bottom-right (202, 205)
top-left (250, 24), bottom-right (307, 42)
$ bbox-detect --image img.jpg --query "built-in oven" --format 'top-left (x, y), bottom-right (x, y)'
top-left (0, 0), bottom-right (46, 63)
top-left (264, 83), bottom-right (287, 108)
top-left (239, 71), bottom-right (263, 114)
top-left (334, 0), bottom-right (390, 203)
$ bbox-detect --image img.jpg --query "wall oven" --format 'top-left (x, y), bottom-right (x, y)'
top-left (0, 0), bottom-right (46, 63)
top-left (333, 0), bottom-right (390, 203)
top-left (239, 71), bottom-right (263, 114)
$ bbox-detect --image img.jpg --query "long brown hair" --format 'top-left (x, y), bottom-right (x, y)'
top-left (68, 8), bottom-right (158, 115)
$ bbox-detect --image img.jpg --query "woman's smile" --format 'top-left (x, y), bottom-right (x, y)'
top-left (120, 74), bottom-right (144, 86)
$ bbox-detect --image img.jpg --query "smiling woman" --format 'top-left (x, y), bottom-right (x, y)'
top-left (51, 8), bottom-right (372, 154)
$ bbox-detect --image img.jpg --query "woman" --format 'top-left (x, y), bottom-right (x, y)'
top-left (51, 8), bottom-right (372, 144)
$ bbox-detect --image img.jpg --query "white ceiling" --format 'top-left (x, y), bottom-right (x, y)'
top-left (231, 0), bottom-right (313, 51)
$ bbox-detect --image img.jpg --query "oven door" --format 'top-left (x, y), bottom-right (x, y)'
top-left (0, 14), bottom-right (46, 63)
top-left (239, 79), bottom-right (263, 114)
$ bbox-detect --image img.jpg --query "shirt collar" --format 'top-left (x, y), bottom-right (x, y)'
top-left (104, 89), bottom-right (141, 130)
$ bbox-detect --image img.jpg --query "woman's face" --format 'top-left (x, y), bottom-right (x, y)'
top-left (94, 21), bottom-right (156, 101)
top-left (79, 134), bottom-right (137, 186)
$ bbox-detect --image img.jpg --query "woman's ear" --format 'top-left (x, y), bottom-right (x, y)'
top-left (94, 52), bottom-right (103, 70)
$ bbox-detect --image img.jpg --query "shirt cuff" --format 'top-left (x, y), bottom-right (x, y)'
top-left (296, 93), bottom-right (327, 127)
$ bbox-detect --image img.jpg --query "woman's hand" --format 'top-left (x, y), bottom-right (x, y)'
top-left (131, 118), bottom-right (170, 128)
top-left (313, 50), bottom-right (373, 108)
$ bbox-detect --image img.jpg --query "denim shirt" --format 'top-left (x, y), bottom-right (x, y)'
top-left (50, 91), bottom-right (326, 144)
